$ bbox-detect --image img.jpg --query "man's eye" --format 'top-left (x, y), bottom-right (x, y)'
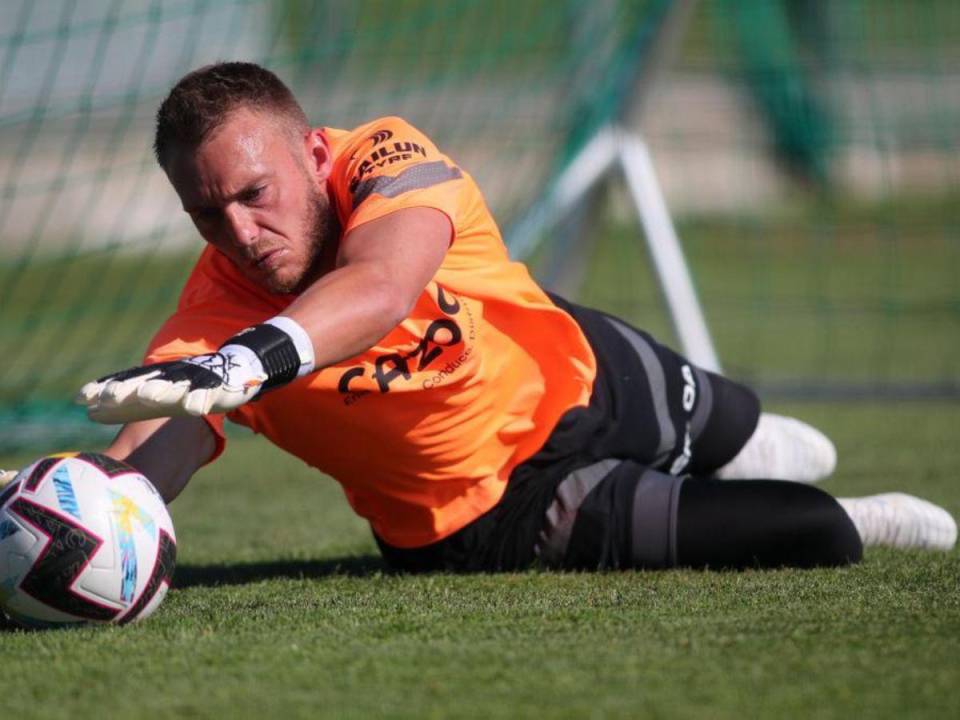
top-left (242, 186), bottom-right (264, 203)
top-left (192, 209), bottom-right (219, 223)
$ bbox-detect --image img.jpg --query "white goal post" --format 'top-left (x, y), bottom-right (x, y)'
top-left (505, 0), bottom-right (721, 372)
top-left (506, 126), bottom-right (722, 373)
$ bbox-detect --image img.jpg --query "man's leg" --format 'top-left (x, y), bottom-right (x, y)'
top-left (536, 460), bottom-right (863, 570)
top-left (678, 483), bottom-right (956, 561)
top-left (549, 295), bottom-right (760, 475)
top-left (598, 314), bottom-right (837, 482)
top-left (551, 294), bottom-right (837, 483)
top-left (377, 460), bottom-right (956, 573)
top-left (675, 478), bottom-right (862, 568)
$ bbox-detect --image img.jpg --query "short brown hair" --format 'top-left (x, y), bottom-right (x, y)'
top-left (154, 62), bottom-right (309, 168)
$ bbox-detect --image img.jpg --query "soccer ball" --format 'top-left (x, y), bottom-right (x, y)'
top-left (0, 452), bottom-right (176, 627)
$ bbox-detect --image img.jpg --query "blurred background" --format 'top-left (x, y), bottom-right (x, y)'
top-left (1, 0), bottom-right (958, 451)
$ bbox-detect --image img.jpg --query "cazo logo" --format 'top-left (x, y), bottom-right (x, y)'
top-left (337, 287), bottom-right (466, 404)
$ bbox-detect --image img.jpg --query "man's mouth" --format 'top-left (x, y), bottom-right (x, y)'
top-left (253, 248), bottom-right (285, 270)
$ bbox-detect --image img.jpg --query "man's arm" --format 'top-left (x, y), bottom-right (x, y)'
top-left (282, 206), bottom-right (452, 366)
top-left (104, 416), bottom-right (216, 503)
top-left (77, 206), bottom-right (451, 423)
top-left (0, 417), bottom-right (214, 499)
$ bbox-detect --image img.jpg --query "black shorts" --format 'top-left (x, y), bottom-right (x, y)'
top-left (376, 296), bottom-right (761, 572)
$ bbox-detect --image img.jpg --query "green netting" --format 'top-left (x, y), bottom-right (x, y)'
top-left (553, 0), bottom-right (960, 397)
top-left (0, 0), bottom-right (661, 446)
top-left (1, 0), bottom-right (959, 451)
top-left (697, 0), bottom-right (960, 395)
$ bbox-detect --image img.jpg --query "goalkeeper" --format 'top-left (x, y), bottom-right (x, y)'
top-left (50, 62), bottom-right (955, 570)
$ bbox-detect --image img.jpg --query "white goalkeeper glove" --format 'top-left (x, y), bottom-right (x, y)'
top-left (77, 317), bottom-right (315, 424)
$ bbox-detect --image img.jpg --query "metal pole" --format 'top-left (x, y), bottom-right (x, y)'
top-left (618, 131), bottom-right (722, 372)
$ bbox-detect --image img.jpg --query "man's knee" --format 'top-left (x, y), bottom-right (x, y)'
top-left (542, 297), bottom-right (761, 475)
top-left (784, 484), bottom-right (863, 567)
top-left (591, 308), bottom-right (760, 475)
top-left (686, 371), bottom-right (761, 475)
top-left (537, 461), bottom-right (682, 571)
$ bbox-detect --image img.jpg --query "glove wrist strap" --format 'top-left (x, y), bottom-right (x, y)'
top-left (221, 317), bottom-right (315, 393)
top-left (263, 316), bottom-right (315, 376)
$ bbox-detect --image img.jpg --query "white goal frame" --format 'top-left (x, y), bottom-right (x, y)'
top-left (505, 0), bottom-right (720, 372)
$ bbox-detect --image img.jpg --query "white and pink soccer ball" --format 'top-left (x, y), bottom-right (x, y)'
top-left (0, 453), bottom-right (176, 627)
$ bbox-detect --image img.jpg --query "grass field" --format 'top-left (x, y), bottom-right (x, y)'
top-left (578, 197), bottom-right (960, 390)
top-left (1, 400), bottom-right (958, 719)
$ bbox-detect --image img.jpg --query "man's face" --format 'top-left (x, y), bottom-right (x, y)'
top-left (166, 107), bottom-right (336, 294)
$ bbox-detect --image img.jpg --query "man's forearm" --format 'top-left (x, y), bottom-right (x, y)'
top-left (105, 416), bottom-right (215, 503)
top-left (280, 259), bottom-right (412, 369)
top-left (76, 208), bottom-right (452, 425)
top-left (280, 207), bottom-right (452, 370)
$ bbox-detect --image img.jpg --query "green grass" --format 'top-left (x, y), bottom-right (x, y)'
top-left (1, 401), bottom-right (959, 719)
top-left (572, 197), bottom-right (960, 389)
top-left (0, 248), bottom-right (203, 410)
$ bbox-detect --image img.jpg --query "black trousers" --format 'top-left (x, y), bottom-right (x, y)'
top-left (377, 297), bottom-right (862, 572)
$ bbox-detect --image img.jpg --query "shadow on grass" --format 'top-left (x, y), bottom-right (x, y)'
top-left (0, 555), bottom-right (388, 632)
top-left (173, 554), bottom-right (389, 589)
top-left (0, 615), bottom-right (21, 632)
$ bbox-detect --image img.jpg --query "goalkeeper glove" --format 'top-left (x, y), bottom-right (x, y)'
top-left (77, 317), bottom-right (314, 424)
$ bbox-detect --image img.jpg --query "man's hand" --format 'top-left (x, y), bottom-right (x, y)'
top-left (78, 318), bottom-right (315, 425)
top-left (77, 350), bottom-right (267, 424)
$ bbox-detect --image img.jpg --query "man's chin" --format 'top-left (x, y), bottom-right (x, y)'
top-left (245, 266), bottom-right (303, 295)
top-left (238, 244), bottom-right (324, 295)
top-left (264, 275), bottom-right (303, 295)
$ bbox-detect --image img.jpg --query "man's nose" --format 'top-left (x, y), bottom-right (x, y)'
top-left (223, 204), bottom-right (258, 247)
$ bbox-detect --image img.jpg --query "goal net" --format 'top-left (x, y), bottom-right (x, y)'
top-left (538, 0), bottom-right (960, 399)
top-left (1, 0), bottom-right (957, 451)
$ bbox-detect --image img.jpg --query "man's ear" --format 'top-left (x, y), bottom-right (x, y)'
top-left (304, 128), bottom-right (333, 187)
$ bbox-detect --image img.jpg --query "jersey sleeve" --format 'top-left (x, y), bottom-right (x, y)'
top-left (328, 117), bottom-right (466, 235)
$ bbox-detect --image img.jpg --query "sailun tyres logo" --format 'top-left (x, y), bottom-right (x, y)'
top-left (348, 134), bottom-right (429, 195)
top-left (369, 129), bottom-right (393, 145)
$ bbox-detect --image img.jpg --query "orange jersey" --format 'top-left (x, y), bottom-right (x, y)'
top-left (146, 116), bottom-right (597, 547)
